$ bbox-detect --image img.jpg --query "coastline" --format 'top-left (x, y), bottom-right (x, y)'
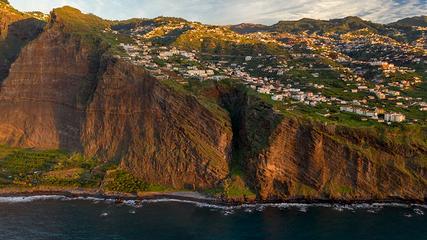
top-left (0, 187), bottom-right (425, 207)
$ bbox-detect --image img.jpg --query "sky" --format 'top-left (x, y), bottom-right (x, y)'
top-left (9, 0), bottom-right (427, 25)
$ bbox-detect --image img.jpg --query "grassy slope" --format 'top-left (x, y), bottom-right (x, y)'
top-left (0, 145), bottom-right (174, 193)
top-left (0, 145), bottom-right (101, 188)
top-left (51, 6), bottom-right (108, 34)
top-left (51, 6), bottom-right (133, 55)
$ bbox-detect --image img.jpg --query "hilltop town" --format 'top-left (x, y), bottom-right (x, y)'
top-left (105, 17), bottom-right (426, 126)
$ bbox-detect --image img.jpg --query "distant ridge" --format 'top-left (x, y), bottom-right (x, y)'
top-left (389, 16), bottom-right (427, 27)
top-left (230, 23), bottom-right (269, 34)
top-left (231, 16), bottom-right (389, 34)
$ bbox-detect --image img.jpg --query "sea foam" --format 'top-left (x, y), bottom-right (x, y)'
top-left (0, 195), bottom-right (67, 203)
top-left (0, 195), bottom-right (425, 214)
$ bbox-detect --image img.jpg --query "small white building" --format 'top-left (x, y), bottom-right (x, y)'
top-left (384, 113), bottom-right (406, 123)
top-left (272, 95), bottom-right (284, 101)
top-left (292, 94), bottom-right (305, 102)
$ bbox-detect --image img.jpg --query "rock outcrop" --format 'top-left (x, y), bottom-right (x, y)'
top-left (0, 19), bottom-right (102, 150)
top-left (251, 119), bottom-right (426, 201)
top-left (82, 59), bottom-right (232, 188)
top-left (220, 88), bottom-right (426, 201)
top-left (0, 7), bottom-right (232, 189)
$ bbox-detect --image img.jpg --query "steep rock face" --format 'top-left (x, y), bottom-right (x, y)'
top-left (0, 17), bottom-right (233, 189)
top-left (83, 59), bottom-right (232, 189)
top-left (251, 119), bottom-right (426, 201)
top-left (220, 87), bottom-right (426, 201)
top-left (0, 24), bottom-right (102, 150)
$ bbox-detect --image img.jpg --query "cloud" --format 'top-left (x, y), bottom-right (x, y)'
top-left (9, 0), bottom-right (427, 24)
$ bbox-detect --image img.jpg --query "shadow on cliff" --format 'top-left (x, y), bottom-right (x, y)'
top-left (219, 85), bottom-right (283, 191)
top-left (0, 18), bottom-right (45, 82)
top-left (53, 39), bottom-right (108, 152)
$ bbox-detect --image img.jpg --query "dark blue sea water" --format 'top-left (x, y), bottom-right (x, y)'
top-left (0, 196), bottom-right (425, 240)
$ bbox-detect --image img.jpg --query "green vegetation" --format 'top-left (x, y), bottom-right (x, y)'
top-left (161, 78), bottom-right (231, 126)
top-left (294, 183), bottom-right (318, 197)
top-left (390, 16), bottom-right (427, 27)
top-left (42, 168), bottom-right (99, 188)
top-left (0, 145), bottom-right (175, 193)
top-left (230, 83), bottom-right (426, 189)
top-left (272, 16), bottom-right (385, 34)
top-left (103, 169), bottom-right (172, 193)
top-left (413, 155), bottom-right (427, 169)
top-left (0, 147), bottom-right (61, 176)
top-left (180, 81), bottom-right (282, 174)
top-left (338, 185), bottom-right (353, 195)
top-left (51, 6), bottom-right (133, 55)
top-left (52, 6), bottom-right (109, 35)
top-left (0, 2), bottom-right (425, 201)
top-left (41, 153), bottom-right (102, 187)
top-left (0, 145), bottom-right (101, 188)
top-left (404, 63), bottom-right (427, 101)
top-left (224, 176), bottom-right (255, 198)
top-left (205, 175), bottom-right (255, 199)
top-left (170, 25), bottom-right (288, 56)
top-left (323, 182), bottom-right (355, 197)
top-left (102, 170), bottom-right (147, 193)
top-left (320, 124), bottom-right (426, 185)
top-left (164, 77), bottom-right (425, 199)
top-left (161, 78), bottom-right (189, 94)
top-left (0, 146), bottom-right (166, 192)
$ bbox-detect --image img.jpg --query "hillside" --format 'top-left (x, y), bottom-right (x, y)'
top-left (0, 6), bottom-right (233, 191)
top-left (229, 17), bottom-right (387, 34)
top-left (229, 23), bottom-right (269, 34)
top-left (272, 16), bottom-right (386, 34)
top-left (390, 16), bottom-right (427, 27)
top-left (0, 3), bottom-right (425, 202)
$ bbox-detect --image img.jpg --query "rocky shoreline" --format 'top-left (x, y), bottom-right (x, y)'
top-left (0, 188), bottom-right (425, 207)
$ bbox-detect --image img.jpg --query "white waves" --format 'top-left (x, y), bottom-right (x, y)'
top-left (0, 194), bottom-right (426, 216)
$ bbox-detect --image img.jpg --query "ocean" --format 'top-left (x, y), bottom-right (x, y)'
top-left (0, 196), bottom-right (425, 240)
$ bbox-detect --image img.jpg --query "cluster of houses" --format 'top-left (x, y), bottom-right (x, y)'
top-left (255, 84), bottom-right (326, 106)
top-left (108, 23), bottom-right (426, 125)
top-left (118, 41), bottom-right (216, 80)
top-left (340, 106), bottom-right (406, 123)
top-left (338, 30), bottom-right (425, 58)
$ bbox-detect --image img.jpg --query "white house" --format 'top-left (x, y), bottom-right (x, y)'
top-left (384, 113), bottom-right (406, 123)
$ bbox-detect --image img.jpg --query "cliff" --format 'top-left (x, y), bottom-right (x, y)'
top-left (219, 87), bottom-right (426, 201)
top-left (0, 7), bottom-right (232, 189)
top-left (0, 10), bottom-right (103, 150)
top-left (0, 6), bottom-right (425, 202)
top-left (252, 119), bottom-right (426, 201)
top-left (83, 59), bottom-right (232, 189)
